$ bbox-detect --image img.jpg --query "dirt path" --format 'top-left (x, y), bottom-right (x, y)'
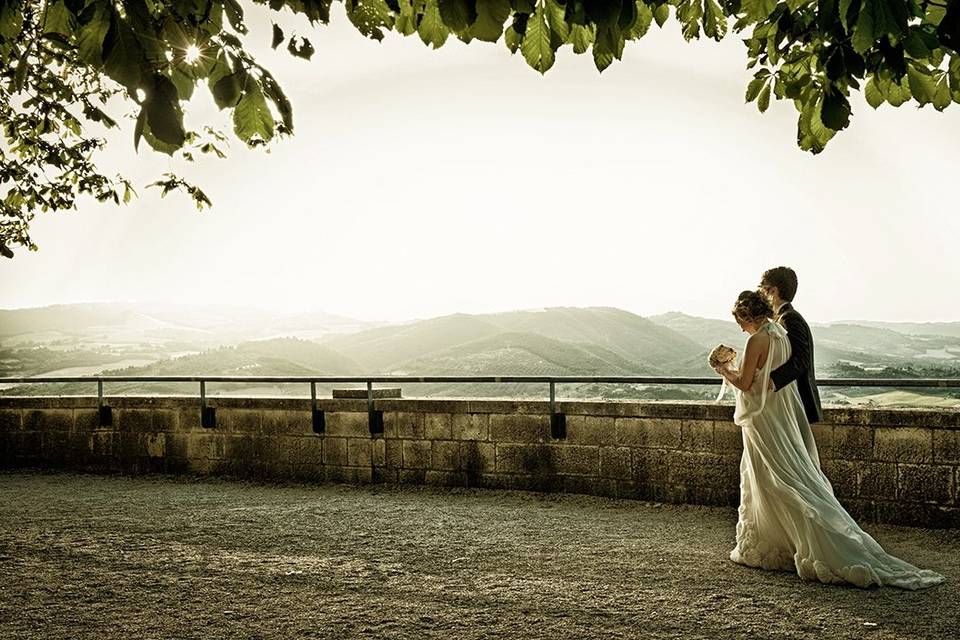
top-left (0, 471), bottom-right (957, 639)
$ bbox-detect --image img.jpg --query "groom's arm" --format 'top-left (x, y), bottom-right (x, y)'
top-left (770, 313), bottom-right (812, 391)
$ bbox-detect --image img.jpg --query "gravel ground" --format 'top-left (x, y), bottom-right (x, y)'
top-left (0, 471), bottom-right (957, 640)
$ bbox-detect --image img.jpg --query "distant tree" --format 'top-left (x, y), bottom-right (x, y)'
top-left (3, 0), bottom-right (959, 256)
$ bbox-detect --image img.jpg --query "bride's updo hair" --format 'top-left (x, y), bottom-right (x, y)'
top-left (732, 290), bottom-right (773, 325)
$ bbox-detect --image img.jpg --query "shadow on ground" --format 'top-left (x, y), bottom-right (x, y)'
top-left (0, 471), bottom-right (957, 639)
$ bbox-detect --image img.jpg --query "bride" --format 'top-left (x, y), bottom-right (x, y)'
top-left (714, 290), bottom-right (945, 590)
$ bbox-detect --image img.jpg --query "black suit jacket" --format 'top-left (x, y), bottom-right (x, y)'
top-left (770, 303), bottom-right (823, 424)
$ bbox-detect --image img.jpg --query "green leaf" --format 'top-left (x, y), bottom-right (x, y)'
top-left (470, 0), bottom-right (511, 41)
top-left (703, 0), bottom-right (728, 40)
top-left (864, 76), bottom-right (884, 108)
top-left (797, 97), bottom-right (836, 154)
top-left (624, 2), bottom-right (653, 40)
top-left (76, 3), bottom-right (111, 66)
top-left (745, 77), bottom-right (764, 102)
top-left (741, 0), bottom-right (776, 22)
top-left (419, 1), bottom-right (451, 48)
top-left (287, 35), bottom-right (316, 59)
top-left (933, 74), bottom-right (952, 110)
top-left (212, 70), bottom-right (245, 109)
top-left (233, 77), bottom-right (275, 144)
top-left (907, 63), bottom-right (937, 105)
top-left (653, 3), bottom-right (670, 28)
top-left (757, 83), bottom-right (771, 112)
top-left (439, 0), bottom-right (478, 30)
top-left (347, 0), bottom-right (395, 41)
top-left (821, 87), bottom-right (851, 130)
top-left (145, 74), bottom-right (186, 148)
top-left (521, 3), bottom-right (554, 74)
top-left (504, 23), bottom-right (522, 52)
top-left (936, 0), bottom-right (960, 51)
top-left (852, 0), bottom-right (909, 54)
top-left (569, 23), bottom-right (595, 53)
top-left (43, 1), bottom-right (76, 36)
top-left (838, 0), bottom-right (855, 30)
top-left (546, 0), bottom-right (570, 41)
top-left (103, 18), bottom-right (145, 93)
top-left (271, 23), bottom-right (284, 49)
top-left (224, 0), bottom-right (249, 34)
top-left (593, 49), bottom-right (614, 72)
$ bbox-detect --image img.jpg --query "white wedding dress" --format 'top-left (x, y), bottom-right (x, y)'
top-left (728, 320), bottom-right (945, 590)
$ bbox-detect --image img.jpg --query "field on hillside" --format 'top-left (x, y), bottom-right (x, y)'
top-left (1, 304), bottom-right (958, 408)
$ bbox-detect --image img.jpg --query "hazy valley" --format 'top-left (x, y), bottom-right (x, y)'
top-left (2, 303), bottom-right (959, 407)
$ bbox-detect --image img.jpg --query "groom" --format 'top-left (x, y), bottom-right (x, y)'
top-left (760, 267), bottom-right (823, 424)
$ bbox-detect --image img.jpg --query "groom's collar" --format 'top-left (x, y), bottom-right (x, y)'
top-left (776, 302), bottom-right (791, 316)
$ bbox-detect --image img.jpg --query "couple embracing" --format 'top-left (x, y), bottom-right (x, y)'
top-left (710, 267), bottom-right (944, 590)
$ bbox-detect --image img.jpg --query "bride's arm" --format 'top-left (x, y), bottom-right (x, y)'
top-left (717, 335), bottom-right (764, 392)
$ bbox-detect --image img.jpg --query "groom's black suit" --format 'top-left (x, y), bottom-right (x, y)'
top-left (770, 302), bottom-right (823, 424)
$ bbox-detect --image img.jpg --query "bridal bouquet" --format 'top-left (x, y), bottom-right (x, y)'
top-left (708, 344), bottom-right (737, 369)
top-left (709, 344), bottom-right (737, 402)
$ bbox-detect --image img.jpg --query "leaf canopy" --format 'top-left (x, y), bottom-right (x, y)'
top-left (2, 0), bottom-right (960, 257)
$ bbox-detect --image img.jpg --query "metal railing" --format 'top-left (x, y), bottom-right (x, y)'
top-left (2, 375), bottom-right (958, 438)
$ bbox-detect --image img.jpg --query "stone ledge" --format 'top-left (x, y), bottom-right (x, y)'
top-left (2, 395), bottom-right (958, 428)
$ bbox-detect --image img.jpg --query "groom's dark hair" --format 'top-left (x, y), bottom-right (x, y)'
top-left (761, 267), bottom-right (798, 302)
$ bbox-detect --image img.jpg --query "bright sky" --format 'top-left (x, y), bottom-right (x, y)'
top-left (2, 7), bottom-right (958, 323)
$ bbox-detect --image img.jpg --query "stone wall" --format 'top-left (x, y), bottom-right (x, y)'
top-left (1, 396), bottom-right (959, 528)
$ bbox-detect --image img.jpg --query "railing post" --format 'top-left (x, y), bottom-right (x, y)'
top-left (549, 380), bottom-right (566, 439)
top-left (368, 380), bottom-right (383, 435)
top-left (200, 379), bottom-right (216, 429)
top-left (97, 378), bottom-right (112, 426)
top-left (311, 381), bottom-right (325, 433)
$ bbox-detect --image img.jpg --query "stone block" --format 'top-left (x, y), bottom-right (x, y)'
top-left (832, 425), bottom-right (873, 460)
top-left (323, 437), bottom-right (348, 466)
top-left (496, 443), bottom-right (555, 475)
top-left (565, 415), bottom-right (615, 446)
top-left (600, 447), bottom-right (632, 480)
top-left (489, 414), bottom-right (550, 443)
top-left (217, 409), bottom-right (261, 434)
top-left (553, 445), bottom-right (600, 476)
top-left (713, 422), bottom-right (743, 454)
top-left (615, 417), bottom-right (681, 449)
top-left (24, 409), bottom-right (73, 433)
top-left (289, 437), bottom-right (323, 467)
top-left (142, 433), bottom-right (165, 458)
top-left (688, 484), bottom-right (739, 508)
top-left (425, 471), bottom-right (466, 487)
top-left (115, 409), bottom-right (153, 433)
top-left (898, 464), bottom-right (953, 503)
top-left (402, 440), bottom-right (432, 469)
top-left (385, 439), bottom-right (403, 469)
top-left (822, 459), bottom-right (858, 499)
top-left (858, 462), bottom-right (897, 499)
top-left (326, 412), bottom-right (369, 438)
top-left (372, 467), bottom-right (398, 483)
top-left (347, 438), bottom-right (372, 466)
top-left (0, 410), bottom-right (21, 432)
top-left (187, 433), bottom-right (225, 460)
top-left (933, 430), bottom-right (960, 464)
top-left (631, 449), bottom-right (670, 486)
top-left (371, 439), bottom-right (386, 467)
top-left (680, 420), bottom-right (714, 451)
top-left (667, 451), bottom-right (738, 489)
top-left (90, 432), bottom-right (113, 457)
top-left (874, 428), bottom-right (932, 463)
top-left (261, 410), bottom-right (312, 436)
top-left (461, 441), bottom-right (495, 478)
top-left (875, 501), bottom-right (960, 529)
top-left (432, 440), bottom-right (460, 470)
top-left (424, 413), bottom-right (452, 440)
top-left (74, 409), bottom-right (99, 434)
top-left (399, 469), bottom-right (426, 484)
top-left (176, 407), bottom-right (203, 432)
top-left (811, 424), bottom-right (833, 459)
top-left (452, 414), bottom-right (488, 441)
top-left (387, 412), bottom-right (425, 439)
top-left (165, 433), bottom-right (189, 460)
